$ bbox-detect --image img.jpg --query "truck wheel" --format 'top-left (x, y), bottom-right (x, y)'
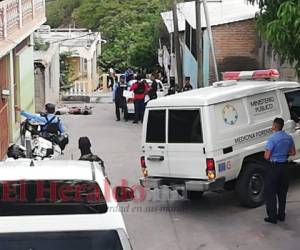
top-left (177, 190), bottom-right (203, 200)
top-left (235, 163), bottom-right (265, 208)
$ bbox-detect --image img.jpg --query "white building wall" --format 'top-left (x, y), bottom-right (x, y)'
top-left (44, 47), bottom-right (60, 105)
top-left (92, 50), bottom-right (98, 88)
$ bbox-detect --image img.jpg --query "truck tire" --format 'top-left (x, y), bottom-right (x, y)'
top-left (235, 162), bottom-right (265, 208)
top-left (177, 190), bottom-right (203, 200)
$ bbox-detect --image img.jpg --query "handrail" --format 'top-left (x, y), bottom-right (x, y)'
top-left (0, 0), bottom-right (45, 40)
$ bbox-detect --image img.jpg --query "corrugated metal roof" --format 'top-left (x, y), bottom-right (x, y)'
top-left (161, 0), bottom-right (259, 33)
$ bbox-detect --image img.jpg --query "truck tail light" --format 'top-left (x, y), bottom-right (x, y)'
top-left (206, 158), bottom-right (216, 180)
top-left (223, 69), bottom-right (279, 81)
top-left (140, 156), bottom-right (148, 177)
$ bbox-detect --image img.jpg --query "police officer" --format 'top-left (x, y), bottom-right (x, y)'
top-left (78, 136), bottom-right (106, 176)
top-left (113, 75), bottom-right (128, 121)
top-left (148, 73), bottom-right (158, 100)
top-left (264, 117), bottom-right (296, 224)
top-left (181, 76), bottom-right (193, 92)
top-left (18, 103), bottom-right (65, 135)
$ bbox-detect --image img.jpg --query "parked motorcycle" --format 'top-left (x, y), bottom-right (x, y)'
top-left (15, 119), bottom-right (68, 160)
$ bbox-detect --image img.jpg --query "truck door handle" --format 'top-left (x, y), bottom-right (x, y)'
top-left (158, 146), bottom-right (165, 149)
top-left (147, 155), bottom-right (164, 161)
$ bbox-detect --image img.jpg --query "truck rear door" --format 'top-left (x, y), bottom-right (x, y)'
top-left (144, 109), bottom-right (169, 177)
top-left (167, 109), bottom-right (207, 179)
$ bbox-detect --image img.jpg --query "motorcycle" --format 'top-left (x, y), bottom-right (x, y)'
top-left (16, 119), bottom-right (68, 160)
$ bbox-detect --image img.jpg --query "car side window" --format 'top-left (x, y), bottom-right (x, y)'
top-left (168, 110), bottom-right (203, 143)
top-left (146, 110), bottom-right (166, 143)
top-left (158, 82), bottom-right (163, 90)
top-left (285, 90), bottom-right (300, 122)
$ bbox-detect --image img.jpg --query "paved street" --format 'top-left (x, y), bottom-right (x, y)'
top-left (61, 103), bottom-right (300, 250)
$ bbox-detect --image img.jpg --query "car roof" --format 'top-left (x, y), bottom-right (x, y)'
top-left (0, 214), bottom-right (126, 233)
top-left (128, 79), bottom-right (162, 86)
top-left (0, 160), bottom-right (100, 181)
top-left (147, 80), bottom-right (300, 107)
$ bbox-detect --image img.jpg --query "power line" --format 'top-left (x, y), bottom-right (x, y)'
top-left (46, 33), bottom-right (96, 44)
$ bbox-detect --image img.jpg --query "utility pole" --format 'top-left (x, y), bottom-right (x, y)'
top-left (203, 0), bottom-right (219, 81)
top-left (172, 0), bottom-right (183, 89)
top-left (196, 0), bottom-right (203, 88)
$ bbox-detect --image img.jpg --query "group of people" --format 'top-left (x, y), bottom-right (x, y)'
top-left (17, 104), bottom-right (105, 173)
top-left (113, 73), bottom-right (159, 124)
top-left (111, 70), bottom-right (195, 124)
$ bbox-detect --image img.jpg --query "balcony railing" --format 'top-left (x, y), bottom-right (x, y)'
top-left (0, 0), bottom-right (45, 40)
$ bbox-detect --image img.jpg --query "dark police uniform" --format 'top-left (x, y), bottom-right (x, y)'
top-left (265, 130), bottom-right (294, 221)
top-left (113, 81), bottom-right (128, 121)
top-left (148, 80), bottom-right (158, 100)
top-left (181, 83), bottom-right (193, 92)
top-left (20, 111), bottom-right (65, 134)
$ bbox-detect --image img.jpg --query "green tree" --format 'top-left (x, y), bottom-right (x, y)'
top-left (46, 0), bottom-right (83, 28)
top-left (248, 0), bottom-right (300, 76)
top-left (72, 0), bottom-right (172, 72)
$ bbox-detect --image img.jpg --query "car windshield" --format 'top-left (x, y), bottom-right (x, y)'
top-left (0, 230), bottom-right (124, 250)
top-left (0, 180), bottom-right (108, 216)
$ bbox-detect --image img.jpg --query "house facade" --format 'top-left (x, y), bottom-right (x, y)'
top-left (0, 0), bottom-right (46, 159)
top-left (161, 0), bottom-right (298, 87)
top-left (36, 26), bottom-right (103, 93)
top-left (161, 0), bottom-right (259, 88)
top-left (34, 43), bottom-right (60, 112)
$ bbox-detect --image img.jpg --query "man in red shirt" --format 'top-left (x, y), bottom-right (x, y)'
top-left (130, 75), bottom-right (149, 123)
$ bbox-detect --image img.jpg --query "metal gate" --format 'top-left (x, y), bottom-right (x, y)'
top-left (0, 56), bottom-right (9, 159)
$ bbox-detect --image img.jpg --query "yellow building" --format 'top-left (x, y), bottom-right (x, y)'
top-left (36, 27), bottom-right (103, 93)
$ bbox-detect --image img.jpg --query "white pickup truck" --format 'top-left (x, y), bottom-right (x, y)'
top-left (0, 159), bottom-right (133, 250)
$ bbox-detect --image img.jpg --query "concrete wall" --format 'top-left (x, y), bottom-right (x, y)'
top-left (259, 42), bottom-right (298, 82)
top-left (0, 54), bottom-right (9, 159)
top-left (34, 44), bottom-right (60, 112)
top-left (45, 47), bottom-right (60, 105)
top-left (34, 66), bottom-right (45, 113)
top-left (68, 57), bottom-right (81, 81)
top-left (176, 19), bottom-right (260, 87)
top-left (17, 46), bottom-right (35, 113)
top-left (210, 19), bottom-right (260, 82)
top-left (183, 44), bottom-right (197, 89)
top-left (7, 37), bottom-right (36, 143)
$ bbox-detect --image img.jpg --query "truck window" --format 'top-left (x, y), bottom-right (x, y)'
top-left (146, 110), bottom-right (166, 143)
top-left (168, 110), bottom-right (203, 143)
top-left (285, 90), bottom-right (300, 123)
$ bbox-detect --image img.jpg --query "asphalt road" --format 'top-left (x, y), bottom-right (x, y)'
top-left (61, 103), bottom-right (300, 250)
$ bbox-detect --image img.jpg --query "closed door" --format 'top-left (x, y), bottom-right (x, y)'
top-left (167, 109), bottom-right (207, 179)
top-left (0, 56), bottom-right (9, 159)
top-left (144, 109), bottom-right (169, 177)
